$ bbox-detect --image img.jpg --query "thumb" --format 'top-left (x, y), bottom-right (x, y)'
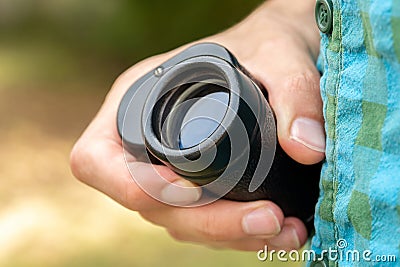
top-left (246, 43), bottom-right (325, 165)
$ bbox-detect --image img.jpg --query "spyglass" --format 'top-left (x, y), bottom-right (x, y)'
top-left (117, 43), bottom-right (321, 230)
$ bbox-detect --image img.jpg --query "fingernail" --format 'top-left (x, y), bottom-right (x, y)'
top-left (269, 224), bottom-right (301, 249)
top-left (161, 180), bottom-right (201, 205)
top-left (290, 117), bottom-right (326, 153)
top-left (242, 207), bottom-right (281, 236)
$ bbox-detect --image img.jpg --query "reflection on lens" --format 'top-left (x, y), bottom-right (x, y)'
top-left (178, 91), bottom-right (229, 149)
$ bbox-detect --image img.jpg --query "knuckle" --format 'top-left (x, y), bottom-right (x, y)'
top-left (111, 69), bottom-right (132, 92)
top-left (284, 71), bottom-right (320, 94)
top-left (139, 211), bottom-right (158, 225)
top-left (121, 180), bottom-right (146, 211)
top-left (69, 141), bottom-right (95, 183)
top-left (166, 229), bottom-right (188, 242)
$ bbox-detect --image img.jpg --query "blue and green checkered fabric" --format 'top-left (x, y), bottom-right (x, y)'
top-left (311, 0), bottom-right (400, 266)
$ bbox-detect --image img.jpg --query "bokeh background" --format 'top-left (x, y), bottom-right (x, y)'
top-left (0, 1), bottom-right (303, 266)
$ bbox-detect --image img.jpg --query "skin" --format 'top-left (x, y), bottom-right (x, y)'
top-left (70, 0), bottom-right (323, 252)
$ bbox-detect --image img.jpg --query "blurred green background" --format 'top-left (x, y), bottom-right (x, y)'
top-left (0, 1), bottom-right (304, 266)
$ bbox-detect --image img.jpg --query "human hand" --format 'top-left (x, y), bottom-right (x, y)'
top-left (70, 0), bottom-right (324, 251)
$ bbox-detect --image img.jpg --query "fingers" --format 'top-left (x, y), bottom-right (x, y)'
top-left (70, 137), bottom-right (202, 211)
top-left (140, 200), bottom-right (287, 243)
top-left (266, 217), bottom-right (308, 250)
top-left (159, 208), bottom-right (306, 251)
top-left (214, 218), bottom-right (307, 251)
top-left (71, 136), bottom-right (308, 252)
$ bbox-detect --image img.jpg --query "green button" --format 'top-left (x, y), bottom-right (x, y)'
top-left (315, 0), bottom-right (333, 34)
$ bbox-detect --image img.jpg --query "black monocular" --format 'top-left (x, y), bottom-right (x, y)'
top-left (117, 43), bottom-right (321, 229)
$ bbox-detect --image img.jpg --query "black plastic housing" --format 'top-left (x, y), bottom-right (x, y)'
top-left (117, 43), bottom-right (321, 231)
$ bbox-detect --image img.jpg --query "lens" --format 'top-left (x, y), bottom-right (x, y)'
top-left (158, 80), bottom-right (229, 150)
top-left (179, 90), bottom-right (229, 149)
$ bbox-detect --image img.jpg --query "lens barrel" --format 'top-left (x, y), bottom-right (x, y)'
top-left (117, 43), bottom-right (321, 230)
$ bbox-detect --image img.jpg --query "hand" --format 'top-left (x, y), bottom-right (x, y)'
top-left (70, 0), bottom-right (324, 251)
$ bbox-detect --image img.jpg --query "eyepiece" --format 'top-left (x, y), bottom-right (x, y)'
top-left (117, 43), bottom-right (321, 231)
top-left (141, 56), bottom-right (248, 178)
